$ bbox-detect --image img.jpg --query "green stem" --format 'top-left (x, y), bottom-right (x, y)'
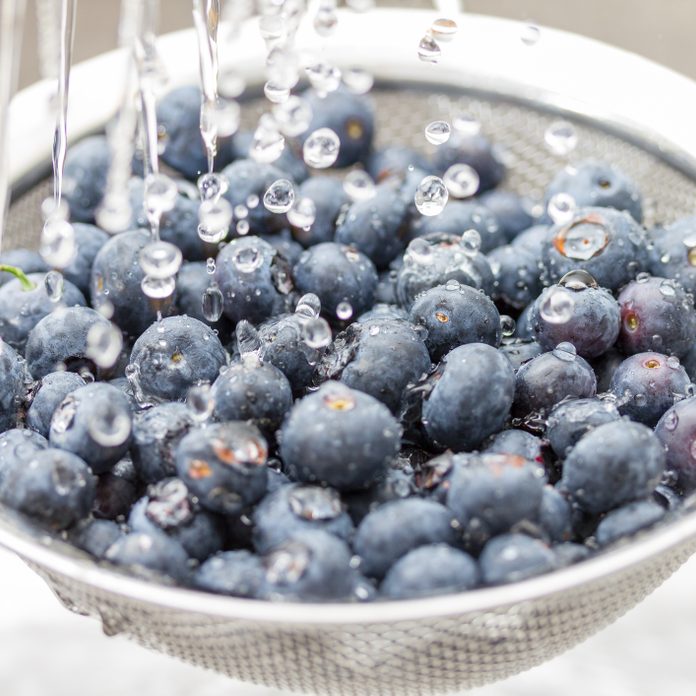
top-left (0, 265), bottom-right (36, 291)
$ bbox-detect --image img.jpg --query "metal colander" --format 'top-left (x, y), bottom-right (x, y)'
top-left (3, 8), bottom-right (696, 695)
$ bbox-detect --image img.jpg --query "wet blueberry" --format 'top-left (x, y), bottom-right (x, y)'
top-left (488, 244), bottom-right (542, 309)
top-left (70, 518), bottom-right (124, 558)
top-left (26, 371), bottom-right (86, 438)
top-left (342, 466), bottom-right (417, 524)
top-left (0, 341), bottom-right (28, 432)
top-left (62, 135), bottom-right (111, 222)
top-left (367, 145), bottom-right (431, 182)
top-left (175, 262), bottom-right (232, 334)
top-left (499, 339), bottom-right (543, 371)
top-left (62, 223), bottom-right (110, 294)
top-left (484, 428), bottom-right (544, 463)
top-left (647, 215), bottom-right (696, 295)
top-left (479, 533), bottom-right (556, 586)
top-left (432, 133), bottom-right (505, 193)
top-left (655, 397), bottom-right (696, 493)
top-left (193, 550), bottom-right (265, 597)
top-left (479, 189), bottom-right (537, 242)
top-left (93, 455), bottom-right (140, 521)
top-left (290, 175), bottom-right (348, 247)
top-left (0, 428), bottom-right (48, 494)
top-left (595, 499), bottom-right (665, 547)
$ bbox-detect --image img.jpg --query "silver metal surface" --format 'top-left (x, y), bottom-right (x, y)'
top-left (4, 10), bottom-right (696, 694)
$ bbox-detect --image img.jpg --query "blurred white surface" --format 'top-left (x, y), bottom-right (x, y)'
top-left (0, 547), bottom-right (694, 696)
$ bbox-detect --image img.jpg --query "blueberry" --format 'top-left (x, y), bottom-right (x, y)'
top-left (26, 371), bottom-right (86, 438)
top-left (256, 312), bottom-right (322, 394)
top-left (70, 518), bottom-right (124, 558)
top-left (156, 85), bottom-right (235, 179)
top-left (409, 282), bottom-right (501, 362)
top-left (514, 348), bottom-right (597, 417)
top-left (342, 466), bottom-right (417, 524)
top-left (131, 402), bottom-right (196, 483)
top-left (175, 421), bottom-right (268, 515)
top-left (335, 185), bottom-right (410, 269)
top-left (49, 383), bottom-right (133, 474)
top-left (91, 229), bottom-right (176, 337)
top-left (105, 531), bottom-right (191, 583)
top-left (531, 281), bottom-right (620, 359)
top-left (59, 223), bottom-right (110, 294)
top-left (221, 159), bottom-right (289, 236)
top-left (479, 534), bottom-right (556, 586)
top-left (647, 216), bottom-right (696, 294)
top-left (366, 145), bottom-right (431, 182)
top-left (560, 420), bottom-right (665, 514)
top-left (617, 276), bottom-right (696, 358)
top-left (0, 272), bottom-right (86, 350)
top-left (538, 485), bottom-right (573, 543)
top-left (396, 233), bottom-right (495, 307)
top-left (128, 315), bottom-right (227, 402)
top-left (479, 190), bottom-right (538, 241)
top-left (259, 230), bottom-right (305, 266)
top-left (300, 87), bottom-right (375, 168)
top-left (554, 542), bottom-right (592, 567)
top-left (541, 208), bottom-right (647, 290)
top-left (353, 498), bottom-right (459, 579)
top-left (380, 544), bottom-right (479, 599)
top-left (432, 133), bottom-right (505, 193)
top-left (499, 339), bottom-right (543, 371)
top-left (592, 347), bottom-right (626, 392)
top-left (93, 455), bottom-right (140, 520)
top-left (487, 244), bottom-right (542, 309)
top-left (0, 428), bottom-right (48, 494)
top-left (0, 448), bottom-right (95, 530)
top-left (193, 550), bottom-right (265, 597)
top-left (62, 135), bottom-right (110, 222)
top-left (129, 477), bottom-right (225, 562)
top-left (294, 242), bottom-right (378, 318)
top-left (232, 130), bottom-right (308, 184)
top-left (0, 248), bottom-right (48, 286)
top-left (610, 352), bottom-right (691, 426)
top-left (421, 343), bottom-right (514, 451)
top-left (212, 360), bottom-right (293, 438)
top-left (446, 452), bottom-right (546, 547)
top-left (484, 428), bottom-right (544, 463)
top-left (545, 160), bottom-right (643, 222)
top-left (595, 499), bottom-right (665, 547)
top-left (512, 223), bottom-right (551, 256)
top-left (280, 381), bottom-right (400, 491)
top-left (252, 483), bottom-right (354, 554)
top-left (545, 397), bottom-right (620, 457)
top-left (215, 236), bottom-right (294, 324)
top-left (655, 397), bottom-right (696, 493)
top-left (289, 175), bottom-right (348, 247)
top-left (411, 201), bottom-right (506, 253)
top-left (175, 262), bottom-right (232, 334)
top-left (316, 318), bottom-right (431, 415)
top-left (0, 341), bottom-right (27, 431)
top-left (357, 303), bottom-right (408, 324)
top-left (129, 178), bottom-right (208, 261)
top-left (373, 272), bottom-right (399, 305)
top-left (262, 529), bottom-right (363, 602)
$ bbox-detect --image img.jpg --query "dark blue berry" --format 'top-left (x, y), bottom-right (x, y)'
top-left (0, 428), bottom-right (48, 494)
top-left (70, 518), bottom-right (124, 558)
top-left (432, 133), bottom-right (505, 193)
top-left (62, 135), bottom-right (110, 222)
top-left (479, 533), bottom-right (556, 586)
top-left (0, 342), bottom-right (27, 431)
top-left (367, 145), bottom-right (431, 182)
top-left (62, 223), bottom-right (110, 294)
top-left (484, 428), bottom-right (544, 463)
top-left (0, 249), bottom-right (48, 286)
top-left (342, 466), bottom-right (417, 524)
top-left (595, 499), bottom-right (665, 547)
top-left (290, 175), bottom-right (348, 247)
top-left (538, 485), bottom-right (573, 543)
top-left (93, 455), bottom-right (139, 520)
top-left (647, 216), bottom-right (696, 294)
top-left (488, 244), bottom-right (542, 309)
top-left (655, 397), bottom-right (696, 493)
top-left (105, 532), bottom-right (190, 583)
top-left (193, 550), bottom-right (265, 597)
top-left (499, 339), bottom-right (543, 371)
top-left (26, 371), bottom-right (86, 438)
top-left (479, 189), bottom-right (537, 241)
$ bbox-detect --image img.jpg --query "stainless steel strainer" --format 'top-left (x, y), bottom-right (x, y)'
top-left (3, 9), bottom-right (696, 695)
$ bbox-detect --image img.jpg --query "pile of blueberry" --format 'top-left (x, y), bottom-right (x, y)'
top-left (1, 83), bottom-right (695, 603)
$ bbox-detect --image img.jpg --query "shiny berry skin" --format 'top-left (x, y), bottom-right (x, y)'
top-left (479, 533), bottom-right (556, 586)
top-left (655, 397), bottom-right (696, 493)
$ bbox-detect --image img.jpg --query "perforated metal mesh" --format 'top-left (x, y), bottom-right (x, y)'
top-left (4, 88), bottom-right (696, 695)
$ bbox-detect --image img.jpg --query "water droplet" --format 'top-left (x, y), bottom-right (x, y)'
top-left (87, 401), bottom-right (131, 447)
top-left (336, 301), bottom-right (353, 320)
top-left (86, 322), bottom-right (123, 369)
top-left (407, 237), bottom-right (433, 264)
top-left (521, 23), bottom-right (541, 46)
top-left (287, 197), bottom-right (317, 229)
top-left (234, 204), bottom-right (248, 220)
top-left (288, 485), bottom-right (342, 520)
top-left (667, 356), bottom-right (681, 369)
top-left (204, 97), bottom-right (241, 137)
top-left (236, 320), bottom-right (261, 357)
top-left (663, 410), bottom-right (679, 431)
top-left (636, 272), bottom-right (651, 283)
top-left (273, 96), bottom-right (312, 137)
top-left (186, 384), bottom-right (215, 423)
top-left (444, 163), bottom-right (480, 198)
top-left (553, 341), bottom-right (577, 361)
top-left (500, 315), bottom-right (516, 337)
top-left (139, 241), bottom-right (183, 279)
top-left (313, 4), bottom-right (338, 36)
top-left (445, 278), bottom-right (460, 291)
top-left (141, 276), bottom-right (176, 299)
top-left (634, 393), bottom-right (648, 406)
top-left (540, 287), bottom-right (575, 324)
top-left (342, 68), bottom-right (374, 95)
top-left (545, 120), bottom-right (578, 156)
top-left (303, 128), bottom-right (340, 169)
top-left (558, 269), bottom-right (598, 290)
top-left (452, 113), bottom-right (481, 136)
top-left (682, 232), bottom-right (696, 249)
top-left (206, 258), bottom-right (216, 275)
top-left (44, 271), bottom-right (64, 303)
top-left (246, 194), bottom-right (259, 209)
top-left (460, 229), bottom-right (481, 256)
top-left (41, 196), bottom-right (69, 222)
top-left (295, 293), bottom-right (322, 319)
top-left (263, 178), bottom-right (296, 214)
top-left (144, 173), bottom-right (178, 216)
top-left (547, 192), bottom-right (577, 225)
top-left (659, 280), bottom-right (676, 297)
top-left (40, 218), bottom-right (76, 268)
top-left (233, 245), bottom-right (263, 274)
top-left (250, 120), bottom-right (285, 164)
top-left (424, 120), bottom-right (451, 145)
top-left (305, 61), bottom-right (342, 95)
top-left (198, 172), bottom-right (229, 202)
top-left (343, 170), bottom-right (376, 201)
top-left (301, 317), bottom-right (332, 348)
top-left (236, 220), bottom-right (250, 236)
top-left (218, 69), bottom-right (246, 98)
top-left (198, 198), bottom-right (232, 243)
top-left (430, 18), bottom-right (458, 42)
top-left (97, 193), bottom-right (132, 233)
top-left (202, 285), bottom-right (224, 322)
top-left (414, 175), bottom-right (448, 216)
top-left (418, 33), bottom-right (441, 63)
top-left (264, 81), bottom-right (290, 104)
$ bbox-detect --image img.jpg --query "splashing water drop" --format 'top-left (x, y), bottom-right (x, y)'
top-left (264, 81), bottom-right (290, 104)
top-left (141, 276), bottom-right (176, 299)
top-left (139, 241), bottom-right (183, 279)
top-left (424, 120), bottom-right (451, 145)
top-left (521, 23), bottom-right (541, 46)
top-left (201, 284), bottom-right (224, 322)
top-left (553, 341), bottom-right (577, 361)
top-left (430, 18), bottom-right (458, 42)
top-left (186, 383), bottom-right (215, 424)
top-left (418, 33), bottom-right (441, 63)
top-left (198, 198), bottom-right (232, 243)
top-left (342, 68), bottom-right (374, 95)
top-left (460, 229), bottom-right (481, 256)
top-left (287, 197), bottom-right (317, 228)
top-left (144, 173), bottom-right (178, 216)
top-left (44, 270), bottom-right (64, 303)
top-left (218, 68), bottom-right (246, 98)
top-left (444, 163), bottom-right (480, 198)
top-left (273, 96), bottom-right (313, 137)
top-left (343, 170), bottom-right (376, 201)
top-left (233, 246), bottom-right (263, 273)
top-left (97, 193), bottom-right (132, 234)
top-left (336, 301), bottom-right (353, 320)
top-left (198, 172), bottom-right (229, 202)
top-left (303, 128), bottom-right (340, 169)
top-left (407, 238), bottom-right (433, 264)
top-left (414, 175), bottom-right (448, 216)
top-left (305, 61), bottom-right (342, 96)
top-left (40, 218), bottom-right (76, 268)
top-left (250, 120), bottom-right (285, 164)
top-left (263, 179), bottom-right (296, 214)
top-left (301, 317), bottom-right (332, 348)
top-left (87, 400), bottom-right (132, 447)
top-left (545, 120), bottom-right (578, 157)
top-left (295, 293), bottom-right (322, 319)
top-left (500, 315), bottom-right (516, 337)
top-left (86, 322), bottom-right (123, 369)
top-left (540, 287), bottom-right (575, 324)
top-left (206, 258), bottom-right (216, 274)
top-left (547, 192), bottom-right (577, 225)
top-left (234, 204), bottom-right (248, 220)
